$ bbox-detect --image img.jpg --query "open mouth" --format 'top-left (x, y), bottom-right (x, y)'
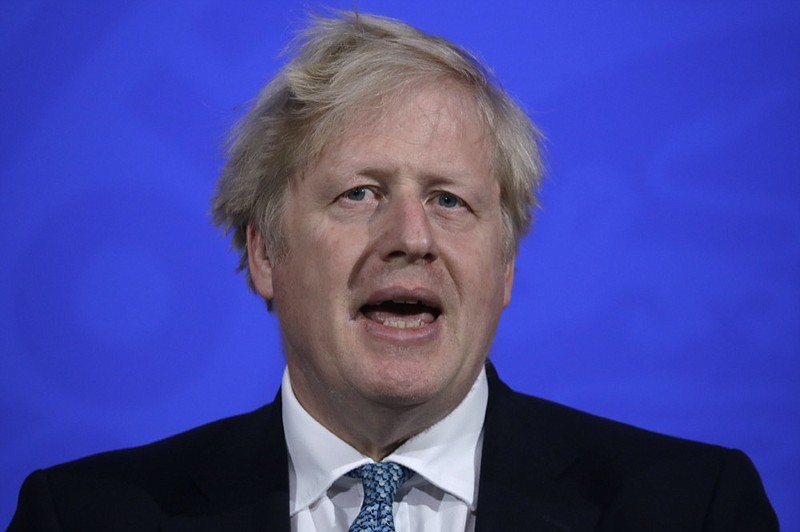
top-left (360, 299), bottom-right (442, 329)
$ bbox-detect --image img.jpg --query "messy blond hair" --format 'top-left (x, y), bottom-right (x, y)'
top-left (212, 11), bottom-right (543, 289)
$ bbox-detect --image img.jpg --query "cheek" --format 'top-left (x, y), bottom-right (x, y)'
top-left (315, 220), bottom-right (372, 264)
top-left (279, 224), bottom-right (366, 299)
top-left (472, 246), bottom-right (510, 303)
top-left (445, 245), bottom-right (506, 303)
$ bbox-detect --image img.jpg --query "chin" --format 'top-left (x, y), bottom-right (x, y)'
top-left (357, 363), bottom-right (452, 408)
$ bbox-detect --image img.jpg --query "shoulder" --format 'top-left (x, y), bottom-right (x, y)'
top-left (10, 401), bottom-right (286, 530)
top-left (502, 380), bottom-right (719, 460)
top-left (485, 361), bottom-right (730, 465)
top-left (49, 401), bottom-right (280, 481)
top-left (482, 363), bottom-right (778, 530)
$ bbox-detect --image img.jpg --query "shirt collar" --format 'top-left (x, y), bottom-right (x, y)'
top-left (282, 366), bottom-right (488, 515)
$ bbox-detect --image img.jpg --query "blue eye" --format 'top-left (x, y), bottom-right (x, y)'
top-left (344, 187), bottom-right (368, 201)
top-left (436, 192), bottom-right (463, 208)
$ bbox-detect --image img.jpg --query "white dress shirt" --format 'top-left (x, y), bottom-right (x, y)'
top-left (282, 367), bottom-right (488, 532)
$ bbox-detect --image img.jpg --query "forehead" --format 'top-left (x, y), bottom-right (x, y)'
top-left (312, 82), bottom-right (493, 177)
top-left (358, 82), bottom-right (485, 142)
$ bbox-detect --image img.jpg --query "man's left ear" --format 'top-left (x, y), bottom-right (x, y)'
top-left (503, 256), bottom-right (515, 308)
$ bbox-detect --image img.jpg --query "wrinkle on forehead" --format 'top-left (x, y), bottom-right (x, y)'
top-left (372, 79), bottom-right (485, 147)
top-left (295, 79), bottom-right (489, 182)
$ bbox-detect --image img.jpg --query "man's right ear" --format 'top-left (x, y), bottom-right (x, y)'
top-left (246, 225), bottom-right (274, 301)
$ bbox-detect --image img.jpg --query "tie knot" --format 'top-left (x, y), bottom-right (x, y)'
top-left (347, 462), bottom-right (413, 501)
top-left (346, 462), bottom-right (413, 531)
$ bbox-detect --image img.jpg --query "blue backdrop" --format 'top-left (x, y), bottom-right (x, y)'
top-left (2, 1), bottom-right (798, 528)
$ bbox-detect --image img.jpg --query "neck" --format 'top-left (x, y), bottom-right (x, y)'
top-left (288, 371), bottom-right (467, 461)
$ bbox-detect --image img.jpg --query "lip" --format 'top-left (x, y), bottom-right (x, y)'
top-left (354, 285), bottom-right (443, 344)
top-left (358, 286), bottom-right (443, 312)
top-left (357, 311), bottom-right (442, 344)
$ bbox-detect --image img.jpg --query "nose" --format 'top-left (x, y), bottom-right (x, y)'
top-left (379, 192), bottom-right (438, 263)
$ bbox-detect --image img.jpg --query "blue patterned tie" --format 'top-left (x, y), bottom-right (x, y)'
top-left (347, 462), bottom-right (413, 532)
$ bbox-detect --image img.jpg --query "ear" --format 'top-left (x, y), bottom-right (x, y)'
top-left (247, 224), bottom-right (274, 301)
top-left (502, 255), bottom-right (515, 308)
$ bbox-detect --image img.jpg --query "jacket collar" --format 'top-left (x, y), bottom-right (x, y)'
top-left (475, 362), bottom-right (600, 531)
top-left (159, 394), bottom-right (290, 532)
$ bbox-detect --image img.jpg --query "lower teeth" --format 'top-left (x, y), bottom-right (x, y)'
top-left (384, 319), bottom-right (422, 329)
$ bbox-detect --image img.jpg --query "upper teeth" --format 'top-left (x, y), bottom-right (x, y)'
top-left (393, 299), bottom-right (420, 304)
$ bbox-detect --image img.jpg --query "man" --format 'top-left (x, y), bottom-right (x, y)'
top-left (10, 11), bottom-right (777, 531)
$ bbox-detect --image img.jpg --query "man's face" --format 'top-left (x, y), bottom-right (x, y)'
top-left (249, 82), bottom-right (514, 430)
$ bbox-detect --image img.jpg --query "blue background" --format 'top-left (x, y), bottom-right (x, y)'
top-left (2, 1), bottom-right (798, 528)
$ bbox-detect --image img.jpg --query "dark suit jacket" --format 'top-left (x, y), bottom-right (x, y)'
top-left (9, 364), bottom-right (778, 531)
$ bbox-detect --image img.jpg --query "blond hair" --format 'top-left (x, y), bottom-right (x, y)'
top-left (212, 11), bottom-right (543, 289)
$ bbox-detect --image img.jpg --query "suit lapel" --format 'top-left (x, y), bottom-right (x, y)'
top-left (160, 394), bottom-right (290, 532)
top-left (476, 364), bottom-right (600, 531)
